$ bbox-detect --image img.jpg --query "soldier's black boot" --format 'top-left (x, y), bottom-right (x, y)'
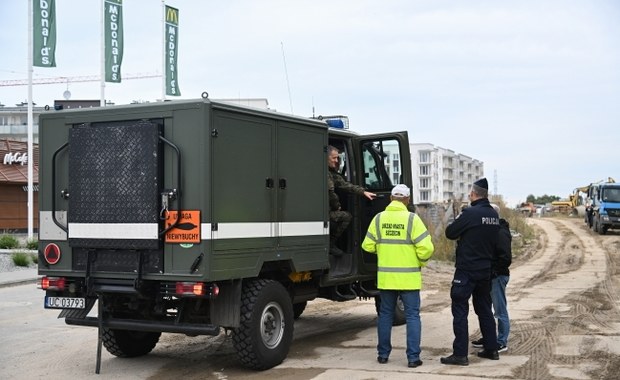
top-left (329, 236), bottom-right (344, 256)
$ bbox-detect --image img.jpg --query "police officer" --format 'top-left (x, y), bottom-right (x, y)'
top-left (471, 203), bottom-right (512, 353)
top-left (440, 178), bottom-right (500, 366)
top-left (362, 184), bottom-right (434, 368)
top-left (328, 145), bottom-right (376, 256)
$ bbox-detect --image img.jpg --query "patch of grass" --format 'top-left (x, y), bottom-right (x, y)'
top-left (26, 238), bottom-right (38, 250)
top-left (415, 201), bottom-right (535, 263)
top-left (11, 251), bottom-right (31, 267)
top-left (30, 253), bottom-right (38, 264)
top-left (0, 235), bottom-right (19, 249)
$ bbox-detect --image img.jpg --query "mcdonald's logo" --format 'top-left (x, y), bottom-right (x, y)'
top-left (166, 6), bottom-right (179, 25)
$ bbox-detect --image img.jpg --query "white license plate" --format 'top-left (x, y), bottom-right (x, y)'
top-left (45, 296), bottom-right (86, 309)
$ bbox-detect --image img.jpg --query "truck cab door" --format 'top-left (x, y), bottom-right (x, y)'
top-left (352, 132), bottom-right (411, 268)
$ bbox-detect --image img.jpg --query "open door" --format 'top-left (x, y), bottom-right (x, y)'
top-left (352, 132), bottom-right (411, 270)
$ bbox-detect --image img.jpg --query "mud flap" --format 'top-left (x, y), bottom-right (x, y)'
top-left (95, 294), bottom-right (103, 374)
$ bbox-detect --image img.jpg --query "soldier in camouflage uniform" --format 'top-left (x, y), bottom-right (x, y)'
top-left (328, 146), bottom-right (376, 256)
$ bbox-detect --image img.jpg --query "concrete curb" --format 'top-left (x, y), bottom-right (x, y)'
top-left (0, 278), bottom-right (37, 288)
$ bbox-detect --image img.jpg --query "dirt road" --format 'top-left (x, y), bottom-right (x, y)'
top-left (141, 216), bottom-right (620, 379)
top-left (1, 216), bottom-right (619, 379)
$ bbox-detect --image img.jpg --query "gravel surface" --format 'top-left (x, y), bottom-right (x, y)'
top-left (0, 250), bottom-right (37, 273)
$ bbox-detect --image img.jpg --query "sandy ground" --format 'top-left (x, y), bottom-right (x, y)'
top-left (1, 216), bottom-right (619, 379)
top-left (147, 216), bottom-right (620, 379)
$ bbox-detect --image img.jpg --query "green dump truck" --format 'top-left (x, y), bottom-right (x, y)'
top-left (37, 97), bottom-right (411, 371)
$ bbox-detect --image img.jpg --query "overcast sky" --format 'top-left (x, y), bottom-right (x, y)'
top-left (2, 0), bottom-right (619, 207)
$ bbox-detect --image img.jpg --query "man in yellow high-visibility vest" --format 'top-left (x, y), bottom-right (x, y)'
top-left (362, 184), bottom-right (434, 369)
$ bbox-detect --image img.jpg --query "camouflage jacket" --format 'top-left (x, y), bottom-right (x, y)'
top-left (328, 168), bottom-right (365, 211)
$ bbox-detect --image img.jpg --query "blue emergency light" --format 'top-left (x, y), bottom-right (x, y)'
top-left (321, 115), bottom-right (349, 129)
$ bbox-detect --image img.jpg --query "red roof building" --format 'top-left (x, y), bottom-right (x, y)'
top-left (0, 139), bottom-right (39, 231)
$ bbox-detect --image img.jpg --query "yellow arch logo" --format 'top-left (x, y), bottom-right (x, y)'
top-left (166, 6), bottom-right (179, 25)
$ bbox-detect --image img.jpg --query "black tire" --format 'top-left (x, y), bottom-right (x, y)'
top-left (101, 328), bottom-right (161, 357)
top-left (596, 219), bottom-right (606, 235)
top-left (374, 295), bottom-right (406, 326)
top-left (293, 301), bottom-right (307, 320)
top-left (232, 279), bottom-right (294, 370)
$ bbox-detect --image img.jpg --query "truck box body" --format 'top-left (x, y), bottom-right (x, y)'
top-left (37, 98), bottom-right (411, 370)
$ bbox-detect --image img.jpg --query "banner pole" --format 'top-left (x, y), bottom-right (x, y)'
top-left (100, 0), bottom-right (106, 106)
top-left (27, 0), bottom-right (34, 239)
top-left (161, 0), bottom-right (166, 101)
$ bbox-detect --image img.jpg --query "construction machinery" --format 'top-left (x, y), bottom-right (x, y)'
top-left (551, 185), bottom-right (589, 215)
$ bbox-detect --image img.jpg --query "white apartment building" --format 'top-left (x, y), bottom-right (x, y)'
top-left (382, 142), bottom-right (484, 205)
top-left (0, 103), bottom-right (43, 143)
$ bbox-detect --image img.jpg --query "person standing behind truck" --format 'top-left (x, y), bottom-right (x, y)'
top-left (440, 178), bottom-right (500, 366)
top-left (362, 184), bottom-right (434, 368)
top-left (328, 145), bottom-right (376, 256)
top-left (472, 203), bottom-right (512, 353)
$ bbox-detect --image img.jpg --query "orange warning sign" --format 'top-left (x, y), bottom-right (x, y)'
top-left (165, 210), bottom-right (201, 243)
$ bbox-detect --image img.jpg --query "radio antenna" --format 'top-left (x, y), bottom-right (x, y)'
top-left (281, 42), bottom-right (293, 114)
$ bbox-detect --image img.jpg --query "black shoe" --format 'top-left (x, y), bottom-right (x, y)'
top-left (377, 356), bottom-right (388, 364)
top-left (330, 246), bottom-right (345, 256)
top-left (471, 338), bottom-right (483, 348)
top-left (440, 354), bottom-right (469, 366)
top-left (408, 360), bottom-right (423, 368)
top-left (477, 349), bottom-right (499, 360)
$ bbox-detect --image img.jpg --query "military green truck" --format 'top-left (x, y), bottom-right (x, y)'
top-left (37, 96), bottom-right (412, 371)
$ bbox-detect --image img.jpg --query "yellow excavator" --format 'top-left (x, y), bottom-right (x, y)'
top-left (551, 185), bottom-right (590, 215)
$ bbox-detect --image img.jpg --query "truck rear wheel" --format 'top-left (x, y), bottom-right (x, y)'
top-left (232, 279), bottom-right (294, 370)
top-left (101, 328), bottom-right (161, 357)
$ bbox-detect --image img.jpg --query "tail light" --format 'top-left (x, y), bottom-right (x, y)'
top-left (38, 276), bottom-right (66, 291)
top-left (174, 282), bottom-right (219, 297)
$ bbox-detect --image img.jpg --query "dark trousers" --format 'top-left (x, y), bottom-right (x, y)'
top-left (329, 210), bottom-right (352, 241)
top-left (450, 268), bottom-right (498, 356)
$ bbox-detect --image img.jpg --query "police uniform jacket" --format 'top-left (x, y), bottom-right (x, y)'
top-left (493, 218), bottom-right (512, 276)
top-left (328, 168), bottom-right (365, 211)
top-left (445, 198), bottom-right (500, 272)
top-left (362, 201), bottom-right (434, 290)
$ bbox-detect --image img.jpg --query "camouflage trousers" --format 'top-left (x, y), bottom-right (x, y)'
top-left (330, 210), bottom-right (352, 241)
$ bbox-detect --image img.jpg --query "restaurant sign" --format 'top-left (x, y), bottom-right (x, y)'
top-left (3, 152), bottom-right (28, 165)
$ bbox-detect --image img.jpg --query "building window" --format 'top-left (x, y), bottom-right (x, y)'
top-left (420, 191), bottom-right (429, 201)
top-left (420, 151), bottom-right (430, 163)
top-left (419, 165), bottom-right (429, 176)
top-left (420, 177), bottom-right (429, 189)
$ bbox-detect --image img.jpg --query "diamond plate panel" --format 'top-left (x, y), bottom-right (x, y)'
top-left (68, 120), bottom-right (162, 249)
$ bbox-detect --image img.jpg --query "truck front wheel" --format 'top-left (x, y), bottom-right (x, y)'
top-left (595, 219), bottom-right (607, 235)
top-left (232, 279), bottom-right (294, 370)
top-left (375, 295), bottom-right (406, 326)
top-left (293, 301), bottom-right (307, 319)
top-left (101, 328), bottom-right (161, 357)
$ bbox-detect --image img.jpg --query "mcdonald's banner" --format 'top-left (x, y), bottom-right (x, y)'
top-left (104, 0), bottom-right (124, 83)
top-left (33, 0), bottom-right (57, 67)
top-left (165, 5), bottom-right (181, 96)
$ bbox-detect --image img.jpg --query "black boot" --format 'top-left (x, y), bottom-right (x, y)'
top-left (330, 236), bottom-right (344, 256)
top-left (330, 246), bottom-right (344, 256)
top-left (477, 349), bottom-right (499, 360)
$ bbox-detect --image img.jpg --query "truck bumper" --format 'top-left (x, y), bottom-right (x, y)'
top-left (65, 315), bottom-right (221, 336)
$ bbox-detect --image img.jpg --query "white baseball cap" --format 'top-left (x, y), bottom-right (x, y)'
top-left (391, 184), bottom-right (410, 197)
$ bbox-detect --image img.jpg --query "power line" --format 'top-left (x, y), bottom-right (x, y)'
top-left (0, 72), bottom-right (161, 87)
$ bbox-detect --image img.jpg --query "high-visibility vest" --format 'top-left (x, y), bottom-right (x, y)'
top-left (362, 201), bottom-right (434, 290)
